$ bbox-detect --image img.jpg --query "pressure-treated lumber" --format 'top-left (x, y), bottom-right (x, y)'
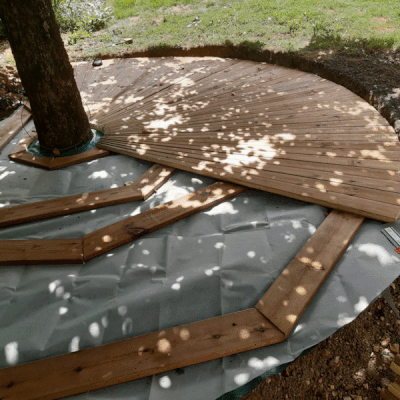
top-left (381, 389), bottom-right (400, 400)
top-left (83, 57), bottom-right (400, 222)
top-left (83, 181), bottom-right (247, 260)
top-left (0, 164), bottom-right (174, 228)
top-left (0, 209), bottom-right (364, 399)
top-left (0, 105), bottom-right (31, 152)
top-left (96, 143), bottom-right (400, 222)
top-left (0, 239), bottom-right (84, 266)
top-left (0, 182), bottom-right (245, 266)
top-left (255, 210), bottom-right (365, 336)
top-left (133, 163), bottom-right (175, 199)
top-left (9, 141), bottom-right (109, 170)
top-left (0, 309), bottom-right (284, 400)
top-left (0, 187), bottom-right (142, 228)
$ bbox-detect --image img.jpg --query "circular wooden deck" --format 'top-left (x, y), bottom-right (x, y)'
top-left (74, 57), bottom-right (400, 222)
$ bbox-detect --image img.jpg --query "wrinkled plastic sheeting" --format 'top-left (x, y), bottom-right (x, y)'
top-left (0, 122), bottom-right (399, 400)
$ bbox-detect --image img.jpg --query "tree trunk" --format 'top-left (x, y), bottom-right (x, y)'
top-left (0, 0), bottom-right (91, 151)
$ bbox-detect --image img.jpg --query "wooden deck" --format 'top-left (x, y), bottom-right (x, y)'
top-left (72, 57), bottom-right (400, 222)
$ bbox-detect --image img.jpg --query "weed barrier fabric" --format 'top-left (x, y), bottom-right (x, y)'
top-left (0, 119), bottom-right (399, 400)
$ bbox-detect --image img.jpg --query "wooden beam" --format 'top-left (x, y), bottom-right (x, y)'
top-left (0, 308), bottom-right (284, 400)
top-left (131, 164), bottom-right (175, 199)
top-left (0, 182), bottom-right (245, 265)
top-left (0, 164), bottom-right (174, 228)
top-left (0, 239), bottom-right (84, 266)
top-left (0, 106), bottom-right (31, 152)
top-left (8, 134), bottom-right (109, 170)
top-left (255, 210), bottom-right (365, 336)
top-left (0, 186), bottom-right (143, 228)
top-left (83, 181), bottom-right (247, 261)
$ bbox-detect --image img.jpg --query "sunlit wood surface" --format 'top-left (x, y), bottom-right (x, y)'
top-left (73, 57), bottom-right (400, 222)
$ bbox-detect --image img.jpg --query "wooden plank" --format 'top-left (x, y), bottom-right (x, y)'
top-left (0, 308), bottom-right (284, 400)
top-left (8, 147), bottom-right (109, 170)
top-left (0, 239), bottom-right (84, 266)
top-left (389, 384), bottom-right (400, 399)
top-left (9, 133), bottom-right (37, 154)
top-left (84, 181), bottom-right (246, 261)
top-left (255, 210), bottom-right (364, 336)
top-left (381, 388), bottom-right (400, 400)
top-left (0, 106), bottom-right (32, 152)
top-left (0, 186), bottom-right (143, 228)
top-left (9, 151), bottom-right (53, 169)
top-left (0, 164), bottom-right (174, 228)
top-left (98, 139), bottom-right (400, 204)
top-left (130, 164), bottom-right (175, 199)
top-left (96, 143), bottom-right (400, 221)
top-left (49, 148), bottom-right (109, 170)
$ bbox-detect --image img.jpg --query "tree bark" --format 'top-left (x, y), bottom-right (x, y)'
top-left (0, 0), bottom-right (91, 151)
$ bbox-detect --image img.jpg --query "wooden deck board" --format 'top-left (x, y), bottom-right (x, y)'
top-left (0, 239), bottom-right (84, 266)
top-left (0, 164), bottom-right (174, 228)
top-left (255, 210), bottom-right (365, 336)
top-left (0, 309), bottom-right (284, 400)
top-left (87, 57), bottom-right (400, 222)
top-left (83, 181), bottom-right (246, 261)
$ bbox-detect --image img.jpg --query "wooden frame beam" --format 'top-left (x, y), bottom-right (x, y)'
top-left (0, 210), bottom-right (364, 400)
top-left (0, 182), bottom-right (247, 266)
top-left (8, 133), bottom-right (109, 170)
top-left (0, 164), bottom-right (174, 228)
top-left (0, 104), bottom-right (31, 153)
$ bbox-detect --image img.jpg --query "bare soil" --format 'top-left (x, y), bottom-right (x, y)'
top-left (1, 38), bottom-right (400, 400)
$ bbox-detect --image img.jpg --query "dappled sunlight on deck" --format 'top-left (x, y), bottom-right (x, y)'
top-left (72, 57), bottom-right (400, 222)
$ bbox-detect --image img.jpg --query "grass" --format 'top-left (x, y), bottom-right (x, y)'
top-left (63, 0), bottom-right (400, 58)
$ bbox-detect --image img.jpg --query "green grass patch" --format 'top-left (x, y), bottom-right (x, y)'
top-left (109, 0), bottom-right (195, 18)
top-left (78, 0), bottom-right (400, 57)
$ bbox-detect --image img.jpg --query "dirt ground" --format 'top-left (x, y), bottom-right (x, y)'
top-left (1, 39), bottom-right (400, 400)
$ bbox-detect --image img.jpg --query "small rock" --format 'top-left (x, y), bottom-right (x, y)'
top-left (381, 339), bottom-right (390, 348)
top-left (124, 38), bottom-right (133, 44)
top-left (373, 344), bottom-right (380, 353)
top-left (391, 343), bottom-right (399, 353)
top-left (92, 58), bottom-right (103, 67)
top-left (343, 397), bottom-right (352, 400)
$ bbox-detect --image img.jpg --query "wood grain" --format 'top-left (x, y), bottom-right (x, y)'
top-left (84, 57), bottom-right (400, 222)
top-left (0, 239), bottom-right (84, 266)
top-left (0, 186), bottom-right (143, 228)
top-left (84, 181), bottom-right (246, 261)
top-left (0, 308), bottom-right (284, 400)
top-left (0, 164), bottom-right (174, 228)
top-left (255, 210), bottom-right (365, 336)
top-left (132, 164), bottom-right (175, 199)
